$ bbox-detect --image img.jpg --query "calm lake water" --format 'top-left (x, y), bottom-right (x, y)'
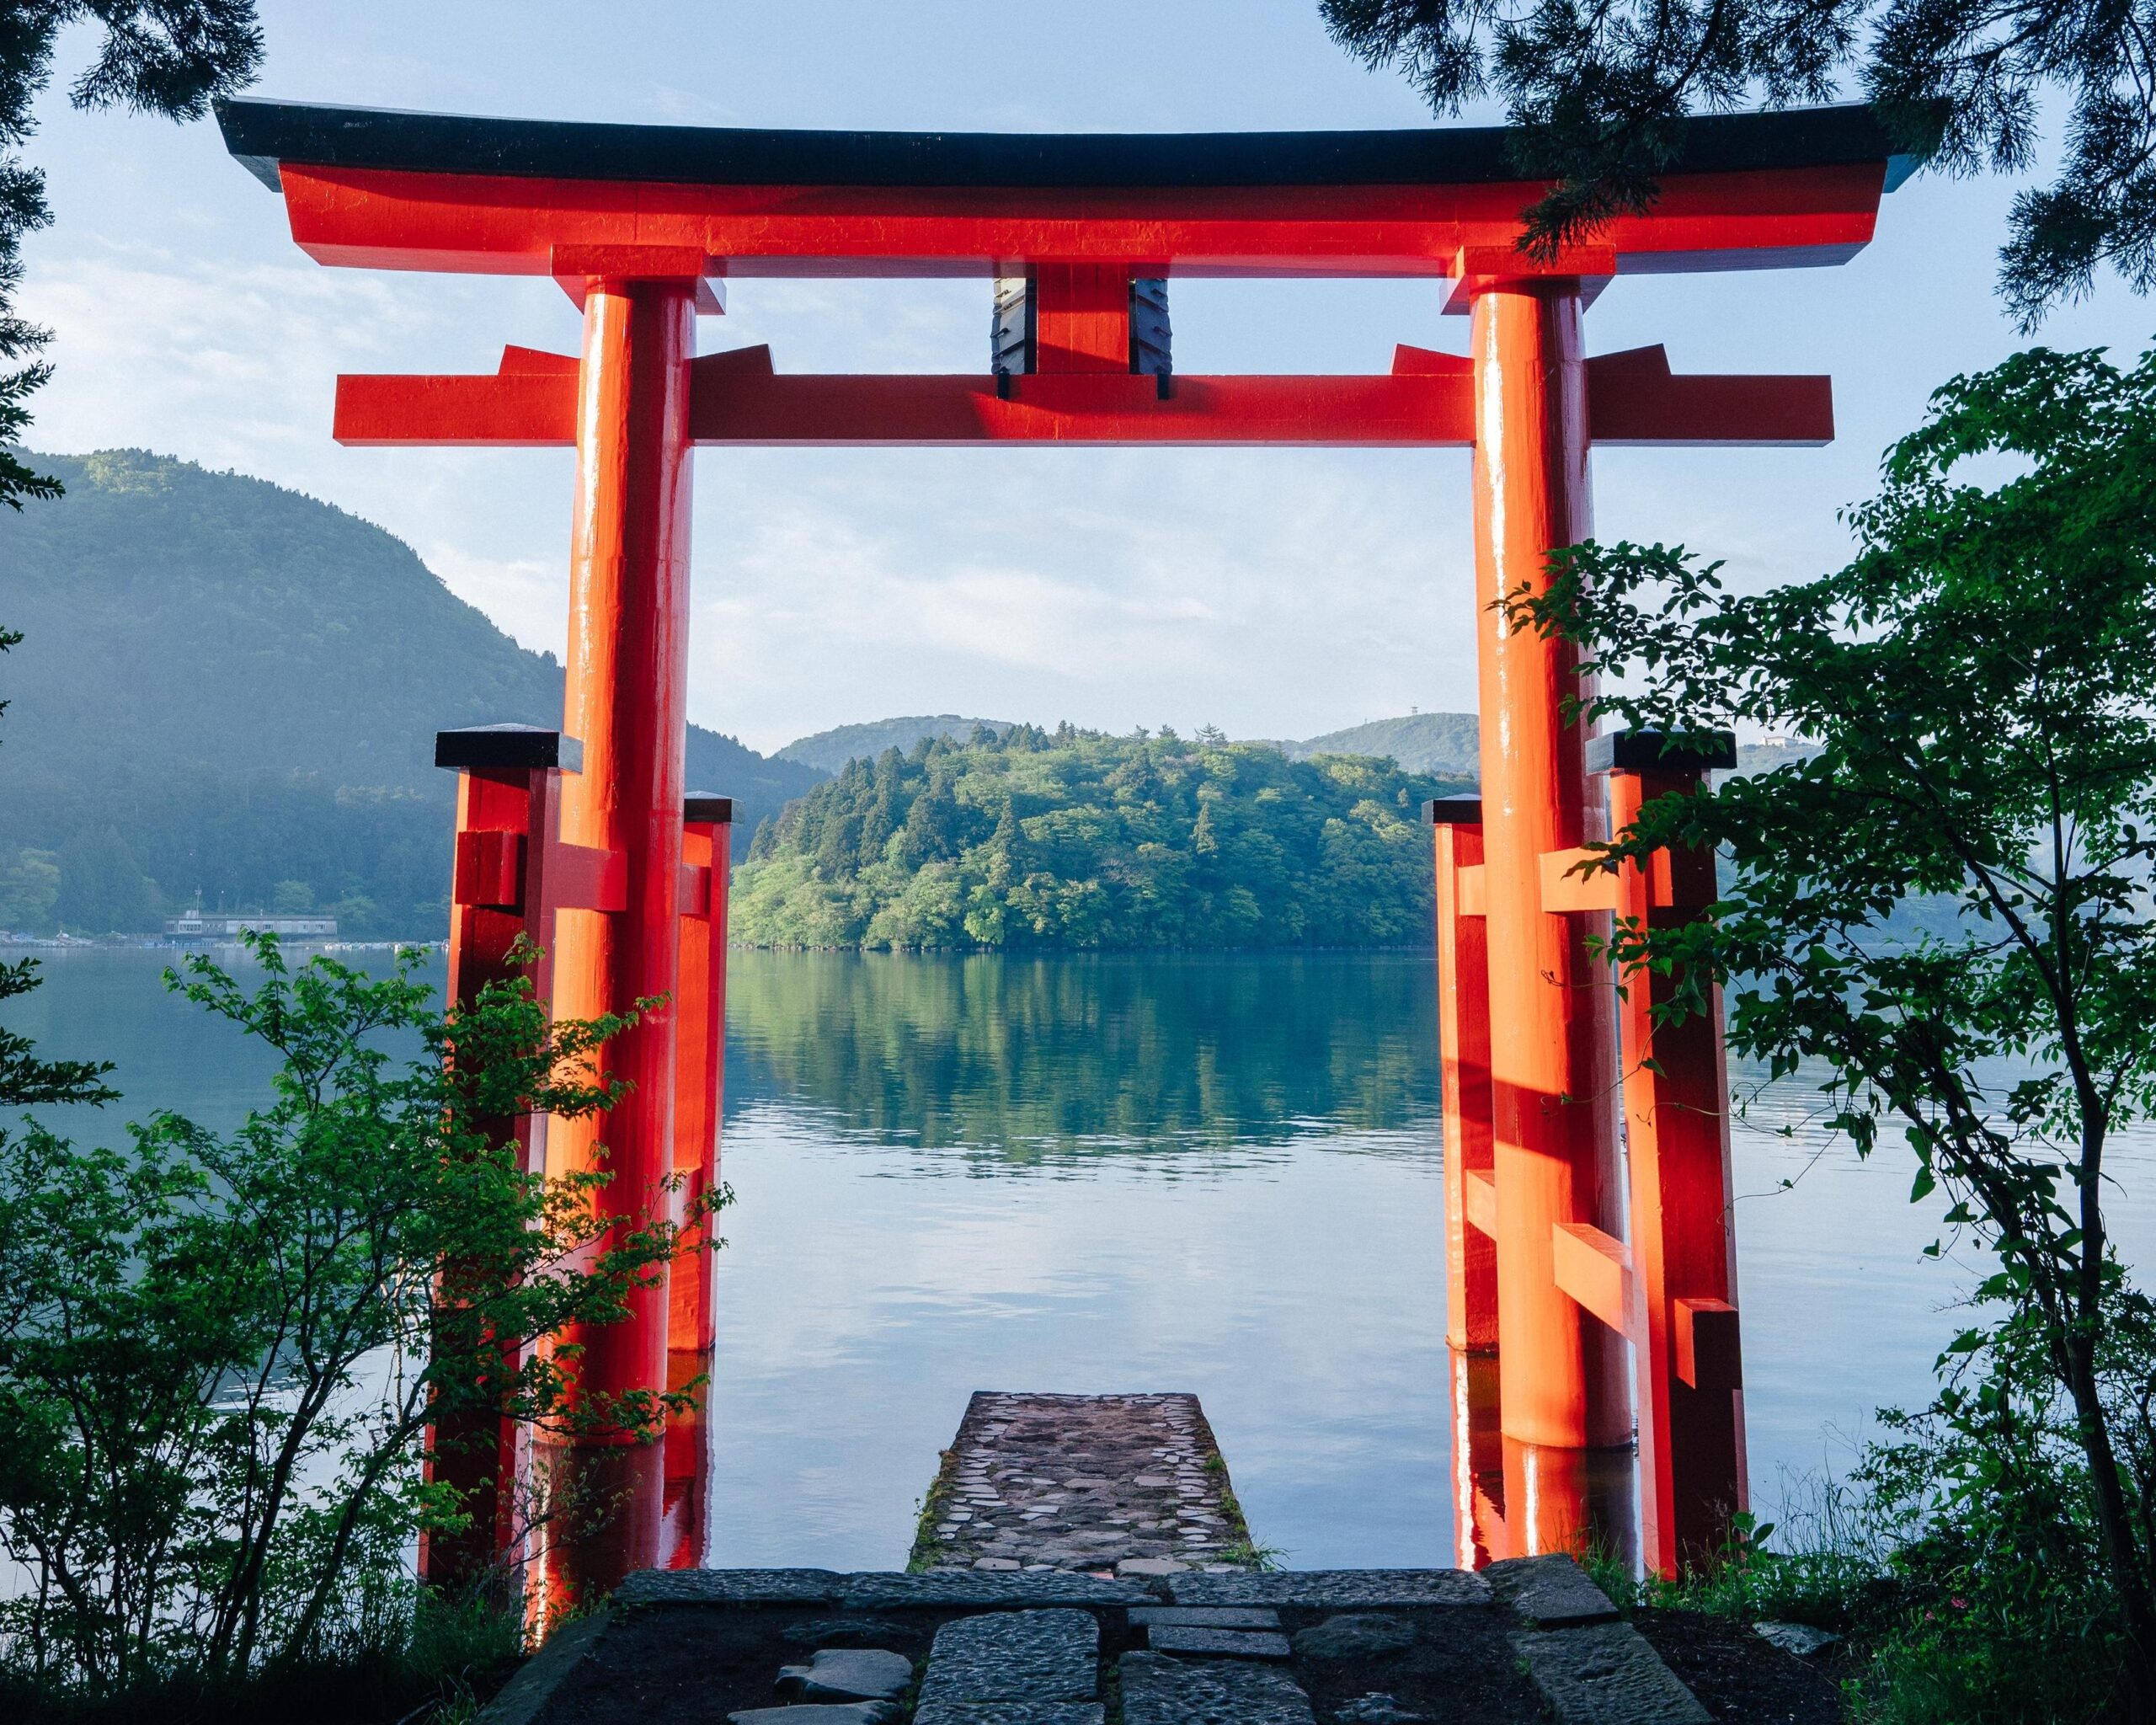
top-left (8, 945), bottom-right (2153, 1572)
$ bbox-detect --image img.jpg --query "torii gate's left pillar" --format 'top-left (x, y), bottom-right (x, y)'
top-left (538, 266), bottom-right (699, 1608)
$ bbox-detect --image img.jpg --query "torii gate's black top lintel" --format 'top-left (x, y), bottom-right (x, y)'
top-left (216, 97), bottom-right (1916, 196)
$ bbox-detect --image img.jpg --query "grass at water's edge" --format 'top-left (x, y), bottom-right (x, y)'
top-left (907, 1447), bottom-right (961, 1573)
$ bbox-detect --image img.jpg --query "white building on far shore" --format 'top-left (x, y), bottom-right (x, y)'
top-left (164, 908), bottom-right (338, 938)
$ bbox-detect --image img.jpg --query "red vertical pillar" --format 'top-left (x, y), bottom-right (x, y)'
top-left (661, 794), bottom-right (731, 1571)
top-left (1467, 280), bottom-right (1625, 1552)
top-left (542, 272), bottom-right (697, 1603)
top-left (1604, 740), bottom-right (1747, 1574)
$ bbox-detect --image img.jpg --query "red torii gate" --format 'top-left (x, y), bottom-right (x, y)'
top-left (217, 97), bottom-right (1907, 1593)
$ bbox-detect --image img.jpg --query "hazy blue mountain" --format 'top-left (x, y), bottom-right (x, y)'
top-left (1268, 711), bottom-right (1802, 781)
top-left (1276, 712), bottom-right (1482, 776)
top-left (0, 449), bottom-right (823, 936)
top-left (776, 714), bottom-right (1013, 774)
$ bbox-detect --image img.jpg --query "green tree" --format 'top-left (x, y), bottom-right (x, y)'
top-left (0, 846), bottom-right (59, 933)
top-left (1511, 342), bottom-right (2156, 1717)
top-left (0, 937), bottom-right (719, 1698)
top-left (54, 824), bottom-right (157, 932)
top-left (2, 5), bottom-right (261, 510)
top-left (1321, 0), bottom-right (2156, 323)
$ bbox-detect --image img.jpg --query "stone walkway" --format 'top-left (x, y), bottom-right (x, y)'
top-left (908, 1392), bottom-right (1257, 1576)
top-left (482, 1558), bottom-right (1747, 1723)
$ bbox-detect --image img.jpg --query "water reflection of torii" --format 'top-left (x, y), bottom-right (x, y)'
top-left (216, 95), bottom-right (1908, 1604)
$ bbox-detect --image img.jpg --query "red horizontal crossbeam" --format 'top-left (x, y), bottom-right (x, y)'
top-left (280, 162), bottom-right (1887, 280)
top-left (335, 343), bottom-right (1831, 449)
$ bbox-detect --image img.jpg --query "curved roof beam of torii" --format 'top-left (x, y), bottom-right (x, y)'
top-left (215, 98), bottom-right (1913, 281)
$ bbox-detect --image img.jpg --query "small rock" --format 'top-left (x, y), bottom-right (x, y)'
top-left (1754, 1621), bottom-right (1843, 1658)
top-left (776, 1648), bottom-right (915, 1702)
top-left (1335, 1697), bottom-right (1430, 1724)
top-left (728, 1706), bottom-right (897, 1725)
top-left (1117, 1557), bottom-right (1190, 1577)
top-left (974, 1557), bottom-right (1022, 1571)
top-left (1292, 1615), bottom-right (1418, 1661)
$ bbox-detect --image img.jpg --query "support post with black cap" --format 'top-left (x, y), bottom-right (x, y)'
top-left (1590, 728), bottom-right (1747, 1577)
top-left (424, 722), bottom-right (584, 1593)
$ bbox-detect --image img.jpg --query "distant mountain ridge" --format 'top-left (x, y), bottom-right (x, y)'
top-left (0, 449), bottom-right (823, 936)
top-left (1270, 712), bottom-right (1801, 780)
top-left (1273, 712), bottom-right (1482, 777)
top-left (773, 708), bottom-right (1806, 793)
top-left (776, 715), bottom-right (1014, 775)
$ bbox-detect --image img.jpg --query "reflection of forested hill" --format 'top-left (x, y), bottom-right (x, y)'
top-left (734, 724), bottom-right (1471, 951)
top-left (723, 948), bottom-right (1440, 1157)
top-left (0, 450), bottom-right (823, 936)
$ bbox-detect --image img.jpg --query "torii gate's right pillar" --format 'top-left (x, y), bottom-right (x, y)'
top-left (1465, 267), bottom-right (1630, 1553)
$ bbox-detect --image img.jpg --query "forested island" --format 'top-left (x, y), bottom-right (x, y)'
top-left (733, 724), bottom-right (1471, 949)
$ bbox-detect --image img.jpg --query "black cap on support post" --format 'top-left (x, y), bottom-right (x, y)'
top-left (1422, 796), bottom-right (1484, 825)
top-left (683, 793), bottom-right (734, 824)
top-left (435, 724), bottom-right (584, 773)
top-left (1584, 729), bottom-right (1736, 776)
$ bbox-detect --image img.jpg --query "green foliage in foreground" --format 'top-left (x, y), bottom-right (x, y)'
top-left (1519, 341), bottom-right (2156, 1719)
top-left (0, 937), bottom-right (719, 1703)
top-left (734, 724), bottom-right (1469, 950)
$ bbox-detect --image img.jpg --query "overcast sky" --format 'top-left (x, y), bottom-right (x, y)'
top-left (18, 1), bottom-right (2153, 754)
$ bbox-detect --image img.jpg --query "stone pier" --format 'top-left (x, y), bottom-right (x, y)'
top-left (908, 1392), bottom-right (1259, 1576)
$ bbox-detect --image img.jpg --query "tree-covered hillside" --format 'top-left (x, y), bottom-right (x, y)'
top-left (0, 450), bottom-right (824, 936)
top-left (734, 724), bottom-right (1470, 949)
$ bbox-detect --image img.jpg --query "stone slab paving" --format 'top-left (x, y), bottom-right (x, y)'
top-left (489, 1562), bottom-right (1724, 1725)
top-left (1512, 1621), bottom-right (1714, 1725)
top-left (1118, 1648), bottom-right (1319, 1725)
top-left (841, 1570), bottom-right (1153, 1610)
top-left (615, 1566), bottom-right (846, 1605)
top-left (910, 1391), bottom-right (1255, 1573)
top-left (1129, 1605), bottom-right (1283, 1630)
top-left (916, 1606), bottom-right (1099, 1707)
top-left (1148, 1624), bottom-right (1294, 1659)
top-left (1291, 1614), bottom-right (1419, 1660)
top-left (1486, 1552), bottom-right (1623, 1627)
top-left (1167, 1568), bottom-right (1492, 1609)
